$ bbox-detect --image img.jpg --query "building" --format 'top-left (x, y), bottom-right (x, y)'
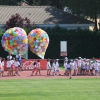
top-left (0, 6), bottom-right (94, 30)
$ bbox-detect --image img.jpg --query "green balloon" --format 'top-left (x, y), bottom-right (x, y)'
top-left (12, 30), bottom-right (16, 36)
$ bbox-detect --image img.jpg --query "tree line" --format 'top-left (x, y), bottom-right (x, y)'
top-left (0, 0), bottom-right (100, 30)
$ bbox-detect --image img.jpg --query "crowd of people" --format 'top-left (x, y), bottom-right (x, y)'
top-left (0, 54), bottom-right (100, 79)
top-left (63, 57), bottom-right (100, 79)
top-left (46, 57), bottom-right (100, 79)
top-left (0, 53), bottom-right (22, 77)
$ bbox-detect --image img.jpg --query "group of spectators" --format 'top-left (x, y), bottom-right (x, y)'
top-left (0, 53), bottom-right (22, 77)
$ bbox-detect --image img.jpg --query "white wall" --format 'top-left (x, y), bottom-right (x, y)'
top-left (0, 24), bottom-right (94, 30)
top-left (0, 24), bottom-right (5, 30)
top-left (37, 24), bottom-right (94, 30)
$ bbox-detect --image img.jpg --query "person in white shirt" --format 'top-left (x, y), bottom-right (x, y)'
top-left (11, 58), bottom-right (15, 76)
top-left (73, 59), bottom-right (78, 76)
top-left (7, 53), bottom-right (12, 60)
top-left (14, 59), bottom-right (20, 76)
top-left (70, 59), bottom-right (74, 76)
top-left (55, 59), bottom-right (61, 75)
top-left (94, 60), bottom-right (99, 75)
top-left (35, 60), bottom-right (41, 75)
top-left (6, 58), bottom-right (12, 76)
top-left (85, 59), bottom-right (90, 75)
top-left (52, 60), bottom-right (56, 76)
top-left (46, 59), bottom-right (51, 75)
top-left (31, 62), bottom-right (37, 76)
top-left (77, 57), bottom-right (82, 75)
top-left (0, 57), bottom-right (4, 77)
top-left (64, 60), bottom-right (68, 75)
top-left (0, 58), bottom-right (5, 77)
top-left (81, 59), bottom-right (86, 75)
top-left (67, 60), bottom-right (72, 79)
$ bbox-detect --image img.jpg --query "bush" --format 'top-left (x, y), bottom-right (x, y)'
top-left (1, 26), bottom-right (100, 59)
top-left (5, 13), bottom-right (33, 29)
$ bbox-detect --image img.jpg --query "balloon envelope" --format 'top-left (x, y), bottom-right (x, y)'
top-left (28, 28), bottom-right (49, 59)
top-left (1, 27), bottom-right (28, 55)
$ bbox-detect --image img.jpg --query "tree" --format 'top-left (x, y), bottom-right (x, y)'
top-left (0, 0), bottom-right (21, 5)
top-left (27, 0), bottom-right (64, 9)
top-left (64, 0), bottom-right (100, 30)
top-left (0, 0), bottom-right (64, 9)
top-left (5, 13), bottom-right (32, 29)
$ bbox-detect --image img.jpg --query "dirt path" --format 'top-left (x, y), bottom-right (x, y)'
top-left (0, 70), bottom-right (100, 80)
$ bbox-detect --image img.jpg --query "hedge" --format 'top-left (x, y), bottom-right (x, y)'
top-left (0, 26), bottom-right (100, 59)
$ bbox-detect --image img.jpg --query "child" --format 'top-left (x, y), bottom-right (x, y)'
top-left (6, 58), bottom-right (12, 76)
top-left (0, 57), bottom-right (3, 77)
top-left (67, 60), bottom-right (72, 79)
top-left (46, 59), bottom-right (51, 75)
top-left (64, 60), bottom-right (68, 75)
top-left (16, 53), bottom-right (22, 71)
top-left (81, 59), bottom-right (86, 75)
top-left (52, 60), bottom-right (56, 76)
top-left (35, 60), bottom-right (41, 75)
top-left (85, 59), bottom-right (90, 75)
top-left (11, 58), bottom-right (15, 76)
top-left (94, 60), bottom-right (99, 76)
top-left (70, 59), bottom-right (74, 76)
top-left (89, 61), bottom-right (94, 76)
top-left (55, 59), bottom-right (61, 75)
top-left (0, 58), bottom-right (5, 77)
top-left (31, 62), bottom-right (37, 76)
top-left (14, 59), bottom-right (20, 76)
top-left (77, 57), bottom-right (82, 75)
top-left (73, 59), bottom-right (78, 76)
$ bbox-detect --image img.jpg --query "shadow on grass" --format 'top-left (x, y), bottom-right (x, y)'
top-left (0, 92), bottom-right (48, 97)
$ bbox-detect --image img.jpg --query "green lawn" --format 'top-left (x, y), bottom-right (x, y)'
top-left (0, 78), bottom-right (100, 100)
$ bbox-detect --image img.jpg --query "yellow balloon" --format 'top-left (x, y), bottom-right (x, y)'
top-left (42, 52), bottom-right (45, 56)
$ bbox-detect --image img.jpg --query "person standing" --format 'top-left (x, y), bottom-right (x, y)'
top-left (52, 60), bottom-right (56, 76)
top-left (14, 59), bottom-right (20, 76)
top-left (81, 59), bottom-right (86, 75)
top-left (0, 57), bottom-right (4, 77)
top-left (16, 53), bottom-right (22, 71)
top-left (35, 60), bottom-right (41, 75)
top-left (7, 53), bottom-right (12, 60)
top-left (31, 62), bottom-right (37, 76)
top-left (73, 59), bottom-right (78, 76)
top-left (46, 59), bottom-right (51, 75)
top-left (94, 60), bottom-right (99, 76)
top-left (64, 60), bottom-right (68, 75)
top-left (89, 61), bottom-right (94, 76)
top-left (0, 58), bottom-right (5, 77)
top-left (11, 58), bottom-right (15, 76)
top-left (67, 60), bottom-right (72, 79)
top-left (77, 57), bottom-right (82, 75)
top-left (55, 59), bottom-right (61, 75)
top-left (6, 58), bottom-right (12, 76)
top-left (70, 59), bottom-right (74, 76)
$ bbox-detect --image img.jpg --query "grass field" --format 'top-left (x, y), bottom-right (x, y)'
top-left (0, 78), bottom-right (100, 100)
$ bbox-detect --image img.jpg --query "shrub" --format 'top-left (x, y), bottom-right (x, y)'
top-left (5, 13), bottom-right (34, 29)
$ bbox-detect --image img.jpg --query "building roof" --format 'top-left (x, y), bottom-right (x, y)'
top-left (0, 6), bottom-right (94, 24)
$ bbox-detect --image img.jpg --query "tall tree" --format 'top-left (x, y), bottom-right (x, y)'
top-left (64, 0), bottom-right (100, 30)
top-left (0, 0), bottom-right (21, 5)
top-left (27, 0), bottom-right (64, 9)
